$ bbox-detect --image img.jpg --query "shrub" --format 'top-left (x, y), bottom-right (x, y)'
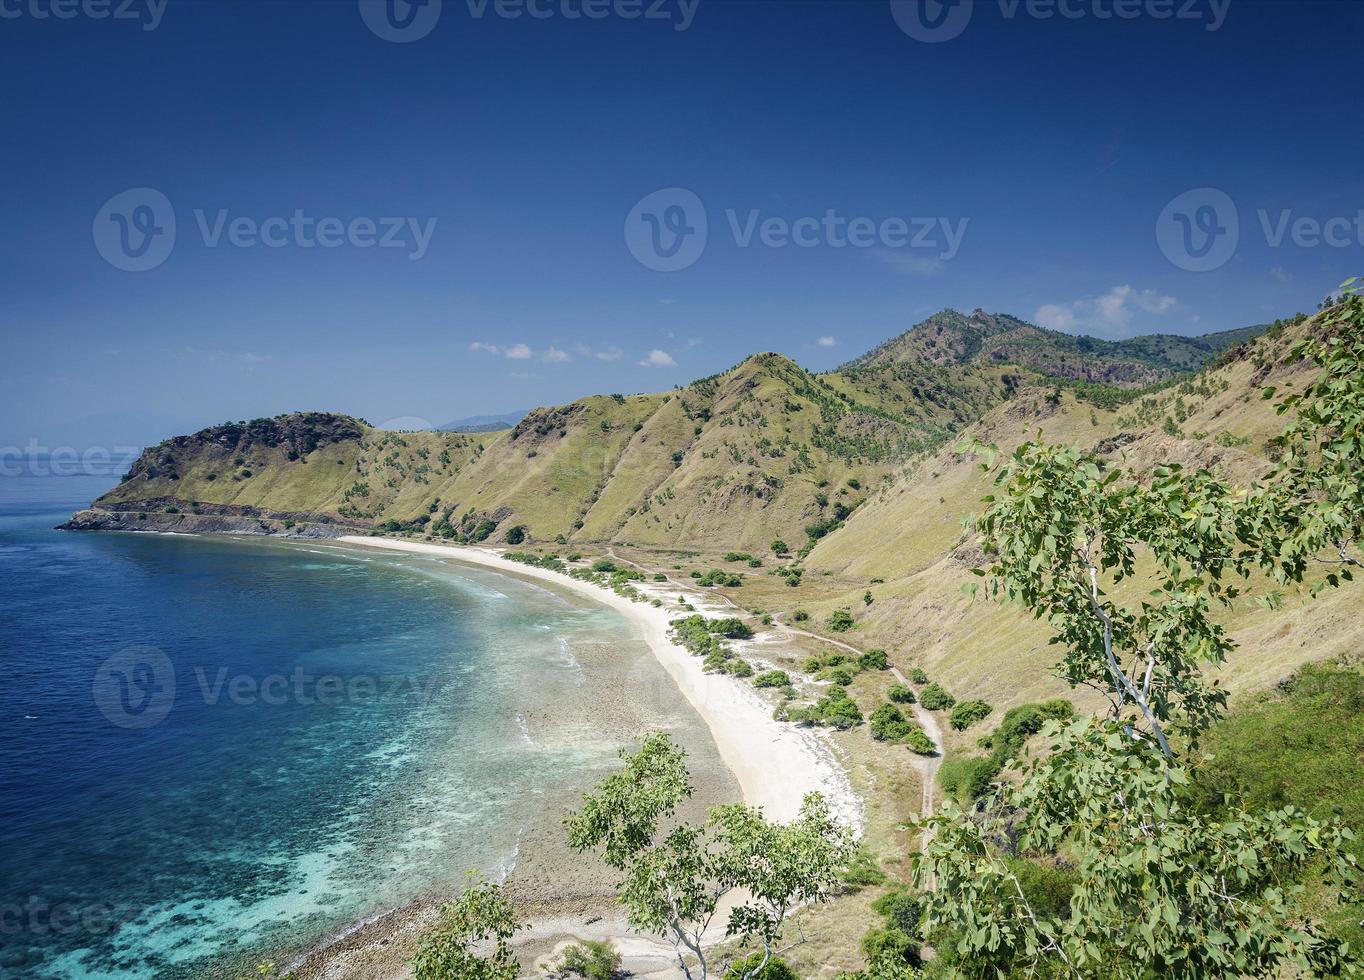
top-left (723, 953), bottom-right (797, 980)
top-left (887, 683), bottom-right (916, 704)
top-left (709, 617), bottom-right (754, 639)
top-left (869, 703), bottom-right (915, 743)
top-left (771, 539), bottom-right (788, 555)
top-left (919, 682), bottom-right (955, 710)
top-left (792, 609), bottom-right (809, 622)
top-left (863, 590), bottom-right (874, 606)
top-left (904, 729), bottom-right (937, 755)
top-left (817, 667), bottom-right (855, 686)
top-left (697, 569), bottom-right (743, 587)
top-left (908, 668), bottom-right (929, 684)
top-left (747, 557), bottom-right (763, 568)
top-left (828, 610), bottom-right (855, 632)
top-left (859, 648), bottom-right (888, 671)
top-left (591, 559), bottom-right (617, 573)
top-left (754, 670), bottom-right (791, 688)
top-left (653, 572), bottom-right (667, 581)
top-left (723, 551), bottom-right (752, 562)
top-left (871, 889), bottom-right (922, 934)
top-left (504, 525), bottom-right (526, 545)
top-left (938, 755), bottom-right (1000, 802)
top-left (860, 928), bottom-right (920, 967)
top-left (554, 940), bottom-right (620, 980)
top-left (725, 658), bottom-right (754, 678)
top-left (814, 685), bottom-right (862, 729)
top-left (949, 699), bottom-right (993, 731)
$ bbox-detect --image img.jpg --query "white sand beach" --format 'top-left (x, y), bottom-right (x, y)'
top-left (337, 536), bottom-right (858, 826)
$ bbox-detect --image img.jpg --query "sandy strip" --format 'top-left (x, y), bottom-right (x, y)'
top-left (337, 536), bottom-right (857, 826)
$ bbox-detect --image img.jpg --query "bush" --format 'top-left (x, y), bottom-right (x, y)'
top-left (904, 729), bottom-right (937, 755)
top-left (698, 568), bottom-right (743, 587)
top-left (753, 670), bottom-right (790, 688)
top-left (871, 889), bottom-right (923, 934)
top-left (887, 683), bottom-right (916, 704)
top-left (919, 682), bottom-right (955, 711)
top-left (792, 609), bottom-right (809, 622)
top-left (723, 953), bottom-right (797, 980)
top-left (725, 658), bottom-right (754, 678)
top-left (817, 666), bottom-right (855, 686)
top-left (771, 539), bottom-right (788, 555)
top-left (723, 551), bottom-right (752, 563)
top-left (938, 755), bottom-right (1000, 802)
top-left (828, 610), bottom-right (855, 632)
top-left (949, 699), bottom-right (993, 731)
top-left (869, 703), bottom-right (916, 743)
top-left (591, 558), bottom-right (617, 573)
top-left (860, 928), bottom-right (920, 967)
top-left (709, 617), bottom-right (754, 639)
top-left (652, 572), bottom-right (667, 581)
top-left (814, 685), bottom-right (862, 729)
top-left (504, 525), bottom-right (526, 545)
top-left (908, 668), bottom-right (929, 684)
top-left (747, 557), bottom-right (763, 568)
top-left (859, 648), bottom-right (888, 670)
top-left (840, 844), bottom-right (886, 887)
top-left (554, 939), bottom-right (620, 980)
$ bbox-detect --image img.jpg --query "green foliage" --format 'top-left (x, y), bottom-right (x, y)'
top-left (724, 552), bottom-right (753, 563)
top-left (839, 844), bottom-right (887, 888)
top-left (827, 610), bottom-right (855, 632)
top-left (870, 888), bottom-right (922, 935)
top-left (698, 568), bottom-right (744, 587)
top-left (722, 953), bottom-right (798, 980)
top-left (753, 670), bottom-right (791, 689)
top-left (908, 668), bottom-right (928, 684)
top-left (937, 700), bottom-right (1073, 803)
top-left (859, 648), bottom-right (889, 670)
top-left (918, 683), bottom-right (955, 711)
top-left (553, 940), bottom-right (620, 980)
top-left (504, 525), bottom-right (526, 545)
top-left (869, 703), bottom-right (917, 743)
top-left (591, 558), bottom-right (617, 573)
top-left (948, 699), bottom-right (992, 731)
top-left (411, 876), bottom-right (523, 980)
top-left (567, 735), bottom-right (855, 980)
top-left (887, 683), bottom-right (916, 704)
top-left (920, 299), bottom-right (1364, 979)
top-left (709, 617), bottom-right (754, 639)
top-left (903, 729), bottom-right (937, 755)
top-left (860, 928), bottom-right (920, 970)
top-left (792, 609), bottom-right (809, 622)
top-left (770, 539), bottom-right (788, 555)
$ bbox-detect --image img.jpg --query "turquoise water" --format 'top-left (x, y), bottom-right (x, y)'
top-left (0, 475), bottom-right (711, 979)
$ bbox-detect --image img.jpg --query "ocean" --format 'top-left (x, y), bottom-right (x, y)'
top-left (0, 472), bottom-right (734, 979)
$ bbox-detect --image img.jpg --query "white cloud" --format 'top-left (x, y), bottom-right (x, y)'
top-left (469, 341), bottom-right (501, 354)
top-left (505, 343), bottom-right (533, 360)
top-left (1032, 284), bottom-right (1180, 337)
top-left (817, 335), bottom-right (837, 348)
top-left (639, 349), bottom-right (677, 368)
top-left (1270, 265), bottom-right (1293, 284)
top-left (542, 346), bottom-right (571, 363)
top-left (574, 343), bottom-right (624, 362)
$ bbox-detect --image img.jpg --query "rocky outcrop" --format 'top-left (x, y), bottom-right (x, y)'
top-left (59, 503), bottom-right (363, 539)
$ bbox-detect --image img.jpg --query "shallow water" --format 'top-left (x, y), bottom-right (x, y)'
top-left (0, 475), bottom-right (735, 979)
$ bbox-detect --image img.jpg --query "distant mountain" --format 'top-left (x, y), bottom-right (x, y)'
top-left (438, 411), bottom-right (528, 433)
top-left (65, 309), bottom-right (1271, 551)
top-left (843, 309), bottom-right (1266, 387)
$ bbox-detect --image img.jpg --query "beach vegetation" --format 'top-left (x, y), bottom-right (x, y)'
top-left (753, 670), bottom-right (790, 689)
top-left (886, 683), bottom-right (915, 704)
top-left (566, 733), bottom-right (855, 980)
top-left (411, 875), bottom-right (522, 980)
top-left (868, 703), bottom-right (916, 743)
top-left (917, 683), bottom-right (954, 711)
top-left (708, 617), bottom-right (753, 639)
top-left (552, 940), bottom-right (620, 980)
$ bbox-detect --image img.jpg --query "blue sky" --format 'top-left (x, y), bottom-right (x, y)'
top-left (2, 0), bottom-right (1362, 449)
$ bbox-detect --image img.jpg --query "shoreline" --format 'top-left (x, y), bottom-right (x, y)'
top-left (286, 535), bottom-right (859, 979)
top-left (335, 536), bottom-right (858, 825)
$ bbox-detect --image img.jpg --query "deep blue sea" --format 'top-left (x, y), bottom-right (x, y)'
top-left (0, 473), bottom-right (716, 979)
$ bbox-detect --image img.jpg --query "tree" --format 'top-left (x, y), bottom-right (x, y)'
top-left (918, 290), bottom-right (1364, 978)
top-left (565, 733), bottom-right (854, 980)
top-left (411, 875), bottom-right (523, 980)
